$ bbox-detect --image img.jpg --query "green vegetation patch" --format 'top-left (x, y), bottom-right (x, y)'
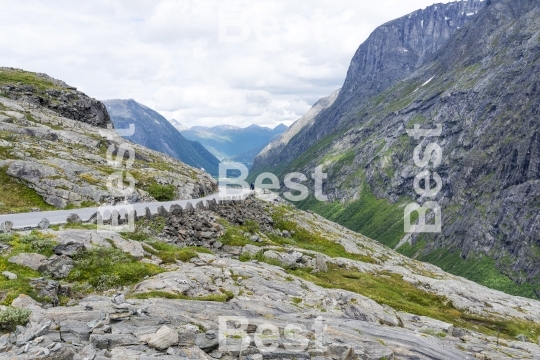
top-left (0, 69), bottom-right (59, 91)
top-left (419, 249), bottom-right (540, 299)
top-left (217, 218), bottom-right (268, 247)
top-left (270, 206), bottom-right (376, 263)
top-left (132, 289), bottom-right (234, 302)
top-left (147, 184), bottom-right (176, 201)
top-left (297, 178), bottom-right (409, 249)
top-left (143, 241), bottom-right (212, 264)
top-left (0, 232), bottom-right (56, 304)
top-left (288, 265), bottom-right (540, 342)
top-left (0, 166), bottom-right (56, 214)
top-left (67, 247), bottom-right (162, 291)
top-left (0, 306), bottom-right (31, 331)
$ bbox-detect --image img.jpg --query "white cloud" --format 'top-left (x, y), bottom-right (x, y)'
top-left (0, 0), bottom-right (454, 128)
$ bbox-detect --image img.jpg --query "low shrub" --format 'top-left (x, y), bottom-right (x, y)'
top-left (147, 184), bottom-right (175, 201)
top-left (0, 307), bottom-right (31, 331)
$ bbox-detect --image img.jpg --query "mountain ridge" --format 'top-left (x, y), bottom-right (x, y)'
top-left (104, 99), bottom-right (221, 176)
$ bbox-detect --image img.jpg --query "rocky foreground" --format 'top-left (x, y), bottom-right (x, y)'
top-left (0, 192), bottom-right (539, 359)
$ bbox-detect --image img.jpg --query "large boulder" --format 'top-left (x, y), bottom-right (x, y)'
top-left (140, 325), bottom-right (179, 351)
top-left (53, 241), bottom-right (85, 257)
top-left (38, 255), bottom-right (74, 279)
top-left (8, 253), bottom-right (47, 271)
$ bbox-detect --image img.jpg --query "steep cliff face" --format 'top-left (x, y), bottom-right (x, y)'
top-left (255, 0), bottom-right (540, 298)
top-left (104, 99), bottom-right (221, 177)
top-left (0, 67), bottom-right (112, 128)
top-left (251, 0), bottom-right (487, 176)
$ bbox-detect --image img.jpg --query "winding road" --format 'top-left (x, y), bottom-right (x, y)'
top-left (0, 188), bottom-right (252, 230)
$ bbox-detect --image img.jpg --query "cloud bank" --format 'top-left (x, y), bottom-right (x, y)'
top-left (0, 0), bottom-right (453, 128)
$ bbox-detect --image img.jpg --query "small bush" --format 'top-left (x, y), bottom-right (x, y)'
top-left (0, 233), bottom-right (14, 243)
top-left (19, 234), bottom-right (55, 255)
top-left (67, 247), bottom-right (162, 291)
top-left (0, 307), bottom-right (31, 331)
top-left (147, 184), bottom-right (175, 201)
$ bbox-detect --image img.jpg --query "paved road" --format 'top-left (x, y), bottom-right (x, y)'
top-left (0, 188), bottom-right (252, 230)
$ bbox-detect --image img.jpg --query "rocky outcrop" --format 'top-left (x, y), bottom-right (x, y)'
top-left (0, 91), bottom-right (218, 208)
top-left (0, 67), bottom-right (111, 128)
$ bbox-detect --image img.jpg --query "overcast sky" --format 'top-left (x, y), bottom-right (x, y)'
top-left (0, 0), bottom-right (453, 128)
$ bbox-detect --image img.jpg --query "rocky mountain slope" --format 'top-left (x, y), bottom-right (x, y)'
top-left (250, 0), bottom-right (486, 176)
top-left (104, 100), bottom-right (221, 177)
top-left (182, 124), bottom-right (287, 167)
top-left (250, 0), bottom-right (540, 298)
top-left (253, 89), bottom-right (340, 172)
top-left (0, 191), bottom-right (539, 359)
top-left (0, 68), bottom-right (217, 212)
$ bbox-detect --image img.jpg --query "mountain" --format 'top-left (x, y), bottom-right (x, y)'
top-left (168, 118), bottom-right (189, 132)
top-left (250, 0), bottom-right (540, 299)
top-left (181, 123), bottom-right (288, 167)
top-left (104, 100), bottom-right (220, 176)
top-left (253, 89), bottom-right (341, 171)
top-left (251, 0), bottom-right (486, 175)
top-left (0, 68), bottom-right (217, 211)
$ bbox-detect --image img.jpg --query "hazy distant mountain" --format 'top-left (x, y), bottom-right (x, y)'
top-left (104, 99), bottom-right (220, 176)
top-left (169, 118), bottom-right (189, 132)
top-left (181, 123), bottom-right (287, 167)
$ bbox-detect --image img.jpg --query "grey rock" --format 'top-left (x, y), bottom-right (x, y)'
top-left (0, 221), bottom-right (13, 233)
top-left (2, 271), bottom-right (17, 280)
top-left (89, 333), bottom-right (140, 349)
top-left (141, 325), bottom-right (179, 351)
top-left (111, 293), bottom-right (125, 305)
top-left (38, 255), bottom-right (74, 279)
top-left (60, 320), bottom-right (92, 342)
top-left (67, 213), bottom-right (82, 224)
top-left (37, 218), bottom-right (50, 230)
top-left (8, 253), bottom-right (47, 271)
top-left (314, 254), bottom-right (328, 273)
top-left (177, 331), bottom-right (196, 347)
top-left (195, 332), bottom-right (219, 352)
top-left (73, 344), bottom-right (97, 360)
top-left (53, 241), bottom-right (85, 257)
top-left (16, 321), bottom-right (51, 346)
top-left (260, 350), bottom-right (310, 359)
top-left (30, 278), bottom-right (60, 306)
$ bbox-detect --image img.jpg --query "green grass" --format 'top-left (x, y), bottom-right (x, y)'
top-left (132, 289), bottom-right (234, 302)
top-left (0, 232), bottom-right (57, 304)
top-left (297, 176), bottom-right (410, 249)
top-left (147, 184), bottom-right (176, 201)
top-left (288, 265), bottom-right (540, 342)
top-left (419, 249), bottom-right (540, 299)
top-left (143, 241), bottom-right (213, 264)
top-left (66, 247), bottom-right (162, 291)
top-left (0, 68), bottom-right (60, 91)
top-left (270, 206), bottom-right (376, 263)
top-left (0, 166), bottom-right (56, 214)
top-left (217, 218), bottom-right (268, 247)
